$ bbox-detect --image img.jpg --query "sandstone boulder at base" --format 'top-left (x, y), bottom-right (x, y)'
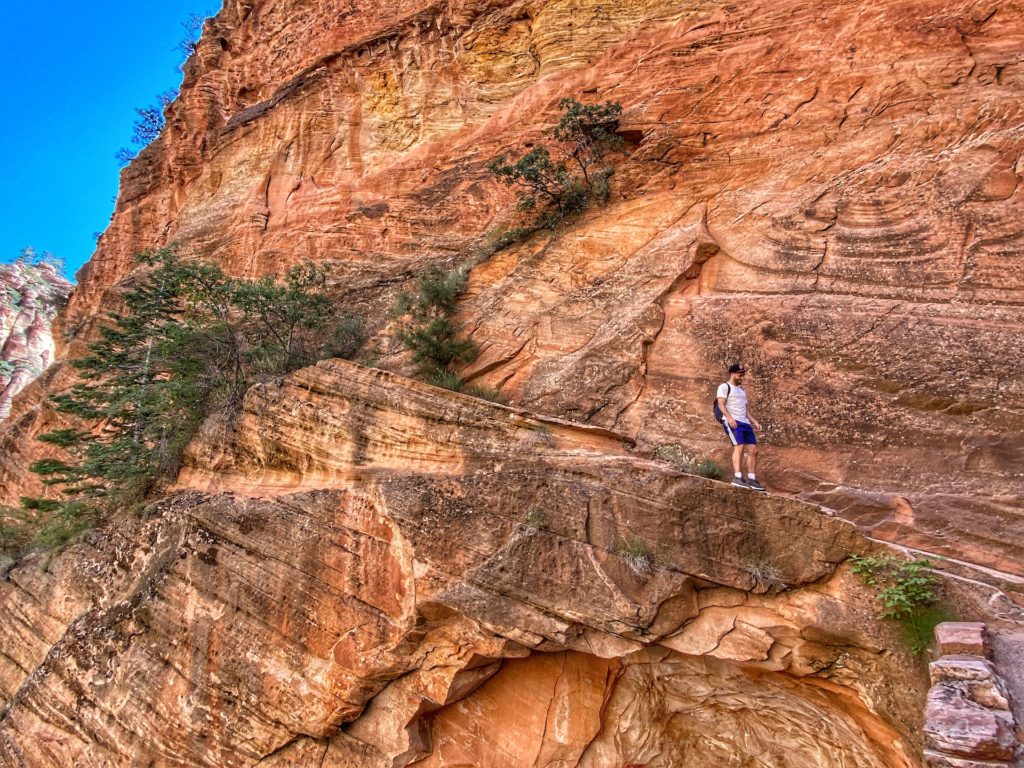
top-left (929, 656), bottom-right (1012, 712)
top-left (923, 685), bottom-right (1017, 761)
top-left (936, 622), bottom-right (991, 658)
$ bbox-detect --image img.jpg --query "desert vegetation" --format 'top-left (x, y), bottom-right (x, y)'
top-left (4, 248), bottom-right (363, 558)
top-left (654, 444), bottom-right (724, 480)
top-left (486, 97), bottom-right (623, 246)
top-left (389, 97), bottom-right (626, 396)
top-left (850, 554), bottom-right (951, 655)
top-left (115, 12), bottom-right (210, 165)
top-left (392, 266), bottom-right (506, 402)
top-left (615, 536), bottom-right (653, 576)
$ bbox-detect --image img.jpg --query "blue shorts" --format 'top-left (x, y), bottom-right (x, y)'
top-left (722, 419), bottom-right (756, 445)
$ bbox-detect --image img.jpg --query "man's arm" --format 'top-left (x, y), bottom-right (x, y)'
top-left (717, 396), bottom-right (737, 428)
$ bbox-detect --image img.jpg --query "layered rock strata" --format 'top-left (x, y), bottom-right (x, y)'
top-left (0, 360), bottom-right (924, 767)
top-left (1, 0), bottom-right (1023, 762)
top-left (1, 0), bottom-right (1022, 581)
top-left (923, 623), bottom-right (1022, 766)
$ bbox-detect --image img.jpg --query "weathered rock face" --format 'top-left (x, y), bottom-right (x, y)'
top-left (2, 0), bottom-right (1022, 579)
top-left (924, 623), bottom-right (1021, 766)
top-left (0, 361), bottom-right (923, 766)
top-left (1, 0), bottom-right (1023, 763)
top-left (0, 259), bottom-right (70, 421)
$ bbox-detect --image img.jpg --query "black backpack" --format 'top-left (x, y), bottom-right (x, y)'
top-left (712, 383), bottom-right (731, 422)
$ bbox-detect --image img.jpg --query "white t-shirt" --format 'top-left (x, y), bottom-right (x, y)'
top-left (716, 382), bottom-right (748, 423)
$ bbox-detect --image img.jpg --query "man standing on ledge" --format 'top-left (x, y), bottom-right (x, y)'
top-left (717, 363), bottom-right (765, 491)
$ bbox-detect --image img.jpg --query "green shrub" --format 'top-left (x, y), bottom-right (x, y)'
top-left (426, 367), bottom-right (508, 404)
top-left (30, 502), bottom-right (97, 553)
top-left (24, 248), bottom-right (366, 552)
top-left (395, 267), bottom-right (477, 374)
top-left (850, 555), bottom-right (940, 619)
top-left (461, 383), bottom-right (510, 405)
top-left (524, 508), bottom-right (546, 529)
top-left (851, 554), bottom-right (949, 655)
top-left (0, 506), bottom-right (33, 561)
top-left (428, 368), bottom-right (465, 391)
top-left (495, 226), bottom-right (538, 250)
top-left (400, 316), bottom-right (477, 372)
top-left (696, 460), bottom-right (724, 480)
top-left (654, 445), bottom-right (722, 480)
top-left (899, 605), bottom-right (954, 656)
top-left (476, 225), bottom-right (542, 259)
top-left (488, 98), bottom-right (623, 230)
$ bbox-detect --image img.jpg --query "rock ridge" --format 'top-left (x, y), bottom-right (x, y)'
top-left (0, 359), bottom-right (923, 767)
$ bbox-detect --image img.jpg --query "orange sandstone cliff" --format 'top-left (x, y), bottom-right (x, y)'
top-left (1, 361), bottom-right (928, 766)
top-left (1, 0), bottom-right (1023, 764)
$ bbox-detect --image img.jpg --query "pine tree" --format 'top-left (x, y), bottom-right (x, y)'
top-left (21, 248), bottom-right (365, 552)
top-left (395, 266), bottom-right (477, 375)
top-left (487, 97), bottom-right (623, 228)
top-left (30, 249), bottom-right (211, 525)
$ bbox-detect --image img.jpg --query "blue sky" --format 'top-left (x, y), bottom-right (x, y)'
top-left (0, 2), bottom-right (219, 280)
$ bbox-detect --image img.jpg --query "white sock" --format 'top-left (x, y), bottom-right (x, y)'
top-left (747, 473), bottom-right (756, 480)
top-left (734, 473), bottom-right (743, 478)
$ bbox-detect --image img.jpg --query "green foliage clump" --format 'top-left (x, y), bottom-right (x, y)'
top-left (395, 266), bottom-right (477, 372)
top-left (487, 98), bottom-right (623, 233)
top-left (851, 554), bottom-right (948, 655)
top-left (460, 382), bottom-right (510, 405)
top-left (18, 248), bottom-right (364, 554)
top-left (427, 368), bottom-right (466, 392)
top-left (394, 268), bottom-right (474, 366)
top-left (695, 459), bottom-right (724, 480)
top-left (1, 506), bottom-right (34, 563)
top-left (850, 555), bottom-right (940, 619)
top-left (393, 267), bottom-right (510, 403)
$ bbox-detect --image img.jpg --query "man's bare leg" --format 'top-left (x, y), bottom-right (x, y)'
top-left (746, 444), bottom-right (758, 476)
top-left (732, 445), bottom-right (744, 476)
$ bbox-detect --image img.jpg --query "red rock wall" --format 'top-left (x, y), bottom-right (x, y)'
top-left (1, 1), bottom-right (1022, 761)
top-left (1, 0), bottom-right (1018, 578)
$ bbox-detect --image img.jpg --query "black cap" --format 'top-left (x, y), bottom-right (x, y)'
top-left (728, 363), bottom-right (746, 374)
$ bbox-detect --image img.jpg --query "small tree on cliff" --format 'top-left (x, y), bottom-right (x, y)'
top-left (487, 98), bottom-right (623, 229)
top-left (177, 12), bottom-right (207, 58)
top-left (394, 266), bottom-right (477, 377)
top-left (116, 90), bottom-right (177, 165)
top-left (23, 249), bottom-right (365, 551)
top-left (29, 249), bottom-right (227, 525)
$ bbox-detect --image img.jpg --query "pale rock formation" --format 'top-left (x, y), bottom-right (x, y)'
top-left (923, 622), bottom-right (1022, 767)
top-left (0, 258), bottom-right (70, 421)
